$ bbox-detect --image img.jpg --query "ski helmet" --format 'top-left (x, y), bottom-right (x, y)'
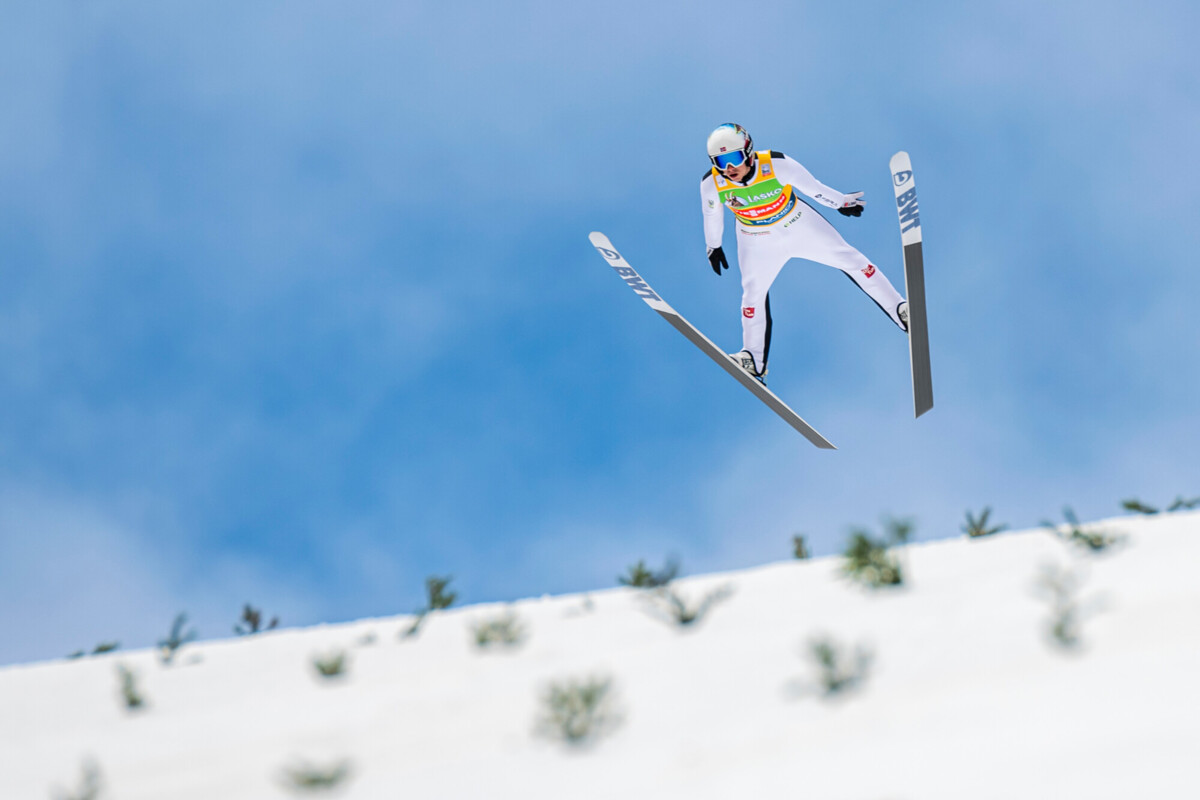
top-left (707, 123), bottom-right (754, 170)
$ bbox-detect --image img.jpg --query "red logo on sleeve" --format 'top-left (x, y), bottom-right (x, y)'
top-left (743, 307), bottom-right (755, 318)
top-left (861, 265), bottom-right (877, 278)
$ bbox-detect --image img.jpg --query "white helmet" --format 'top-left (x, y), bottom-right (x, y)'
top-left (707, 123), bottom-right (754, 170)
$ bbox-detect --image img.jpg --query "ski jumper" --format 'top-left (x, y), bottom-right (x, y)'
top-left (699, 151), bottom-right (906, 370)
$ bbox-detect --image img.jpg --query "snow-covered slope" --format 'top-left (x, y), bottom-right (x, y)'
top-left (3, 512), bottom-right (1198, 799)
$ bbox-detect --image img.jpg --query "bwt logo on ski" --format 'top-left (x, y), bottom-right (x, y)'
top-left (595, 246), bottom-right (661, 300)
top-left (893, 170), bottom-right (913, 187)
top-left (896, 187), bottom-right (920, 233)
top-left (613, 265), bottom-right (661, 301)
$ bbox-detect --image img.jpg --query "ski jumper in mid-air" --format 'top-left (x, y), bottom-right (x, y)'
top-left (700, 123), bottom-right (908, 381)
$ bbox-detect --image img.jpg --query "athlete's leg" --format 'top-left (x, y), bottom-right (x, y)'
top-left (735, 233), bottom-right (788, 370)
top-left (763, 292), bottom-right (773, 367)
top-left (792, 207), bottom-right (907, 329)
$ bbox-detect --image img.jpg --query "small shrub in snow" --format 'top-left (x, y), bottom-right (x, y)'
top-left (1042, 507), bottom-right (1125, 553)
top-left (280, 758), bottom-right (352, 793)
top-left (1121, 498), bottom-right (1159, 515)
top-left (643, 584), bottom-right (733, 628)
top-left (234, 603), bottom-right (279, 635)
top-left (618, 557), bottom-right (679, 588)
top-left (426, 575), bottom-right (458, 610)
top-left (887, 516), bottom-right (914, 545)
top-left (52, 759), bottom-right (102, 800)
top-left (313, 650), bottom-right (348, 679)
top-left (792, 534), bottom-right (811, 559)
top-left (472, 611), bottom-right (527, 649)
top-left (1035, 564), bottom-right (1087, 650)
top-left (1167, 495), bottom-right (1200, 511)
top-left (67, 642), bottom-right (120, 660)
top-left (402, 575), bottom-right (458, 638)
top-left (842, 518), bottom-right (911, 588)
top-left (807, 635), bottom-right (873, 697)
top-left (537, 675), bottom-right (621, 746)
top-left (1123, 496), bottom-right (1199, 514)
top-left (963, 507), bottom-right (1006, 538)
top-left (116, 664), bottom-right (146, 711)
top-left (158, 613), bottom-right (197, 665)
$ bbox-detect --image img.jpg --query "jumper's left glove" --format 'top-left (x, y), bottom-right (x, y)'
top-left (707, 246), bottom-right (729, 275)
top-left (837, 191), bottom-right (865, 217)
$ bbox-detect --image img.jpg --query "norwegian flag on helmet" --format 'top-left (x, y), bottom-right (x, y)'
top-left (707, 123), bottom-right (754, 169)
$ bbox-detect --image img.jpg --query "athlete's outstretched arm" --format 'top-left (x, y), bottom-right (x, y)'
top-left (771, 152), bottom-right (857, 212)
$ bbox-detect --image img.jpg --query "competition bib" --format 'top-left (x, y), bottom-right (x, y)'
top-left (712, 152), bottom-right (796, 226)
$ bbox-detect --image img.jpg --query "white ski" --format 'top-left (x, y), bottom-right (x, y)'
top-left (588, 232), bottom-right (836, 449)
top-left (890, 152), bottom-right (934, 418)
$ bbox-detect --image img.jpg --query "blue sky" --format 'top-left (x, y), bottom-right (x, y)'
top-left (2, 1), bottom-right (1197, 665)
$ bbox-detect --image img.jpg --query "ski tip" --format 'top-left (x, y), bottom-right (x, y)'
top-left (588, 231), bottom-right (612, 249)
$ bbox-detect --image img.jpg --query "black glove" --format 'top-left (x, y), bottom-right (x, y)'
top-left (707, 246), bottom-right (729, 275)
top-left (838, 191), bottom-right (865, 217)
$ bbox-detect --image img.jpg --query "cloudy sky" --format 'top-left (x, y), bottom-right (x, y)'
top-left (2, 1), bottom-right (1197, 665)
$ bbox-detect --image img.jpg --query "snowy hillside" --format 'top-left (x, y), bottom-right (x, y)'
top-left (3, 511), bottom-right (1198, 800)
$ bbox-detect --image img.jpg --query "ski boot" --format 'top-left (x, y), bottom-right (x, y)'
top-left (728, 350), bottom-right (768, 384)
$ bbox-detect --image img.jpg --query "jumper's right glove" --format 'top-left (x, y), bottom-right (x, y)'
top-left (707, 246), bottom-right (729, 275)
top-left (837, 191), bottom-right (865, 217)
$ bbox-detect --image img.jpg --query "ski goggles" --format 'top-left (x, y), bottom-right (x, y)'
top-left (710, 149), bottom-right (750, 170)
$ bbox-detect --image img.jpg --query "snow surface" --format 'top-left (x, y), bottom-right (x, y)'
top-left (3, 512), bottom-right (1198, 799)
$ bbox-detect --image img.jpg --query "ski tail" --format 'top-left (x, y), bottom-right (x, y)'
top-left (889, 152), bottom-right (933, 418)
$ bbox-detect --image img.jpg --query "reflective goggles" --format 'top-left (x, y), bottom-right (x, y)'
top-left (710, 149), bottom-right (750, 170)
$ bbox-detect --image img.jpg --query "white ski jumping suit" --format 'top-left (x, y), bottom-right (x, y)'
top-left (700, 150), bottom-right (906, 371)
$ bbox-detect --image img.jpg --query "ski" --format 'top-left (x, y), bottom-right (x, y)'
top-left (588, 232), bottom-right (836, 449)
top-left (890, 152), bottom-right (934, 418)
